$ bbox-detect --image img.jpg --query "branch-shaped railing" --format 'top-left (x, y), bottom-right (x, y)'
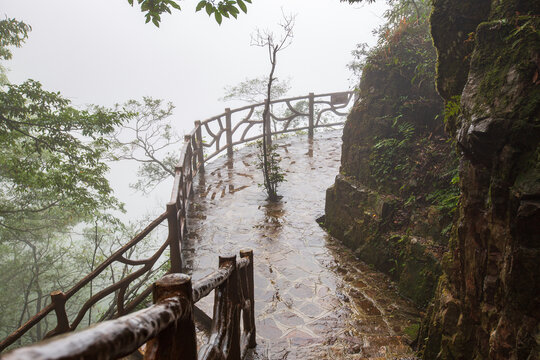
top-left (0, 90), bottom-right (354, 354)
top-left (200, 91), bottom-right (354, 161)
top-left (3, 251), bottom-right (256, 360)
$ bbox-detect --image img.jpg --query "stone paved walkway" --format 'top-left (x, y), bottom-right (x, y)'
top-left (184, 131), bottom-right (420, 359)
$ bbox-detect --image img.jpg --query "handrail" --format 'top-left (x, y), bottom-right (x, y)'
top-left (199, 91), bottom-right (355, 162)
top-left (2, 250), bottom-right (256, 360)
top-left (0, 90), bottom-right (354, 353)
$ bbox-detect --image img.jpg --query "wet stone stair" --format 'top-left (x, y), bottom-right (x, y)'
top-left (184, 130), bottom-right (420, 359)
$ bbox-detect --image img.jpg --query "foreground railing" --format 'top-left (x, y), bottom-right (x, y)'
top-left (0, 90), bottom-right (354, 352)
top-left (2, 250), bottom-right (256, 360)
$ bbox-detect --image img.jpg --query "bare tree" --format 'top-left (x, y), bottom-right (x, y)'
top-left (111, 97), bottom-right (181, 194)
top-left (250, 12), bottom-right (295, 201)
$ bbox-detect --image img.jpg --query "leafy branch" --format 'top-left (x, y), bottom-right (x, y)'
top-left (128, 0), bottom-right (252, 26)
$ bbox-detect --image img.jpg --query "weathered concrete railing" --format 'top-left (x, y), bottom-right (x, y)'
top-left (0, 91), bottom-right (353, 352)
top-left (200, 91), bottom-right (354, 162)
top-left (2, 250), bottom-right (256, 360)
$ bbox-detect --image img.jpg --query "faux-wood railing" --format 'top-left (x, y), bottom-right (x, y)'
top-left (2, 250), bottom-right (256, 360)
top-left (0, 90), bottom-right (354, 353)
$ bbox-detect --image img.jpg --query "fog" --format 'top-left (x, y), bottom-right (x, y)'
top-left (2, 0), bottom-right (388, 220)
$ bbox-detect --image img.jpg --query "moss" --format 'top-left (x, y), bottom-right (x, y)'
top-left (489, 0), bottom-right (540, 20)
top-left (353, 232), bottom-right (442, 308)
top-left (326, 175), bottom-right (444, 309)
top-left (421, 7), bottom-right (540, 359)
top-left (430, 0), bottom-right (491, 100)
top-left (404, 322), bottom-right (421, 340)
top-left (470, 18), bottom-right (540, 116)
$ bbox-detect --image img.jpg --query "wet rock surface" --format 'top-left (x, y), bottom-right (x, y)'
top-left (184, 131), bottom-right (420, 359)
top-left (419, 3), bottom-right (540, 358)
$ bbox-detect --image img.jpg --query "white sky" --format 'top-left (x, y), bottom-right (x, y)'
top-left (2, 0), bottom-right (388, 219)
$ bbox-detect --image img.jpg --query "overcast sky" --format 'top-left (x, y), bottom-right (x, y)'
top-left (2, 0), bottom-right (388, 219)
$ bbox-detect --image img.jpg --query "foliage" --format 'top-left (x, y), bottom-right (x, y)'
top-left (426, 168), bottom-right (460, 226)
top-left (346, 0), bottom-right (459, 244)
top-left (348, 42), bottom-right (370, 85)
top-left (128, 0), bottom-right (251, 26)
top-left (348, 0), bottom-right (434, 87)
top-left (0, 17), bottom-right (139, 347)
top-left (0, 77), bottom-right (130, 346)
top-left (195, 0), bottom-right (251, 25)
top-left (221, 76), bottom-right (290, 103)
top-left (0, 80), bottom-right (129, 231)
top-left (341, 0), bottom-right (376, 3)
top-left (255, 141), bottom-right (286, 200)
top-left (356, 0), bottom-right (441, 194)
top-left (443, 95), bottom-right (461, 136)
top-left (369, 116), bottom-right (416, 187)
top-left (0, 17), bottom-right (31, 61)
top-left (0, 219), bottom-right (79, 343)
top-left (221, 76), bottom-right (293, 134)
top-left (0, 215), bottom-right (166, 347)
top-left (0, 17), bottom-right (32, 85)
top-left (109, 97), bottom-right (180, 193)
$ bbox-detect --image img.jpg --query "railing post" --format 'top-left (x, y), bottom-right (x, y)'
top-left (167, 202), bottom-right (182, 273)
top-left (44, 291), bottom-right (70, 339)
top-left (225, 108), bottom-right (233, 158)
top-left (144, 274), bottom-right (197, 360)
top-left (184, 135), bottom-right (194, 198)
top-left (194, 120), bottom-right (205, 174)
top-left (220, 255), bottom-right (241, 360)
top-left (240, 249), bottom-right (256, 348)
top-left (308, 92), bottom-right (314, 138)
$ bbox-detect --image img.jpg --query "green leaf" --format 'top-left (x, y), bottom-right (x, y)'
top-left (219, 5), bottom-right (230, 18)
top-left (152, 17), bottom-right (160, 27)
top-left (168, 0), bottom-right (181, 10)
top-left (237, 0), bottom-right (247, 13)
top-left (196, 1), bottom-right (207, 12)
top-left (214, 11), bottom-right (223, 24)
top-left (205, 3), bottom-right (214, 15)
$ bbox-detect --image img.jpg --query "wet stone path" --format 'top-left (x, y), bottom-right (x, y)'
top-left (184, 131), bottom-right (420, 359)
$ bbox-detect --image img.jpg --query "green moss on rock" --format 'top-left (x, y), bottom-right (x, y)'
top-left (419, 6), bottom-right (540, 359)
top-left (325, 176), bottom-right (443, 308)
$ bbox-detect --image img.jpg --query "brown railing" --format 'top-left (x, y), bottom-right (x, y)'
top-left (0, 91), bottom-right (354, 353)
top-left (2, 250), bottom-right (256, 360)
top-left (200, 91), bottom-right (354, 161)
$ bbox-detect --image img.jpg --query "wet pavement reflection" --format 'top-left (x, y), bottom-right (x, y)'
top-left (184, 131), bottom-right (420, 359)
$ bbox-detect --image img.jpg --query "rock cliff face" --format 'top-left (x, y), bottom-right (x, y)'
top-left (325, 8), bottom-right (457, 308)
top-left (327, 0), bottom-right (539, 356)
top-left (419, 1), bottom-right (540, 359)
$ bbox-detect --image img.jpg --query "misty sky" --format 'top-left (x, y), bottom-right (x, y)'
top-left (2, 0), bottom-right (388, 220)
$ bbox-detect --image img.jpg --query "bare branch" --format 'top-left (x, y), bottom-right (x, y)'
top-left (109, 97), bottom-right (180, 193)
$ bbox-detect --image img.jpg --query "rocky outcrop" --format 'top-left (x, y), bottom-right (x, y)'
top-left (324, 8), bottom-right (457, 308)
top-left (325, 175), bottom-right (443, 307)
top-left (418, 1), bottom-right (540, 359)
